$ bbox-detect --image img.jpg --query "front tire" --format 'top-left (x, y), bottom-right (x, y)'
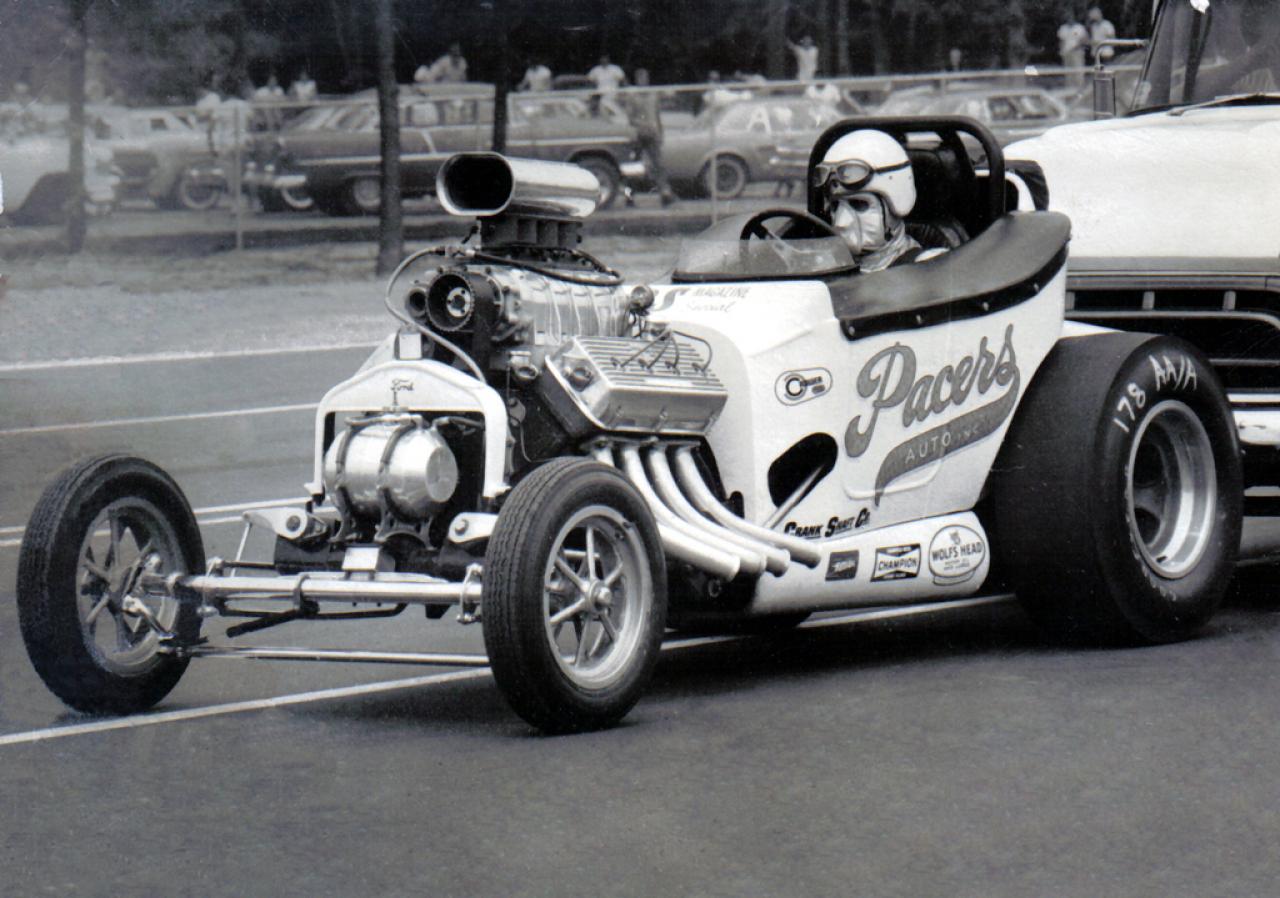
top-left (483, 458), bottom-right (668, 733)
top-left (17, 455), bottom-right (204, 714)
top-left (991, 333), bottom-right (1241, 645)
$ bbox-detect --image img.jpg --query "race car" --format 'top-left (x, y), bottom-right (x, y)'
top-left (15, 117), bottom-right (1243, 734)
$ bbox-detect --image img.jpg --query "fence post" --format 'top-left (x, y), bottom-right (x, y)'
top-left (232, 104), bottom-right (244, 252)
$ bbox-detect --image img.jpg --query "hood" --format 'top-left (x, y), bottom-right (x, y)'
top-left (1006, 105), bottom-right (1280, 260)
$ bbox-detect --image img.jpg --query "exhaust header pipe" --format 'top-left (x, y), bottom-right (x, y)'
top-left (436, 152), bottom-right (601, 220)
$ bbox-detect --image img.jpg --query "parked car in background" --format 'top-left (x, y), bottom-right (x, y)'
top-left (0, 111), bottom-right (118, 225)
top-left (662, 97), bottom-right (843, 199)
top-left (878, 87), bottom-right (1074, 146)
top-left (94, 106), bottom-right (226, 210)
top-left (246, 83), bottom-right (644, 215)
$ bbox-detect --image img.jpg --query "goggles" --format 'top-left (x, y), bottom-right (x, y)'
top-left (812, 158), bottom-right (910, 191)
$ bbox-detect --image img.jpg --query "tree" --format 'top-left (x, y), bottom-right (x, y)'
top-left (65, 0), bottom-right (88, 253)
top-left (373, 0), bottom-right (402, 277)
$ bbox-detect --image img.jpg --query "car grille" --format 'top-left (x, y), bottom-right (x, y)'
top-left (1067, 278), bottom-right (1280, 392)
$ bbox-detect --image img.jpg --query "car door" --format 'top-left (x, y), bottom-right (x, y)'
top-left (400, 99), bottom-right (442, 192)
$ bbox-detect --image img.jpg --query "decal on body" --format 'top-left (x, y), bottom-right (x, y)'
top-left (776, 368), bottom-right (832, 406)
top-left (871, 544), bottom-right (921, 581)
top-left (824, 550), bottom-right (860, 581)
top-left (927, 525), bottom-right (986, 586)
top-left (844, 324), bottom-right (1020, 503)
top-left (783, 508), bottom-right (870, 540)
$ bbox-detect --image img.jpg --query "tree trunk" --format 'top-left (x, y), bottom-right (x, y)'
top-left (765, 0), bottom-right (789, 80)
top-left (65, 0), bottom-right (89, 253)
top-left (489, 0), bottom-right (509, 154)
top-left (835, 0), bottom-right (851, 75)
top-left (374, 0), bottom-right (402, 277)
top-left (1005, 0), bottom-right (1029, 70)
top-left (867, 0), bottom-right (891, 75)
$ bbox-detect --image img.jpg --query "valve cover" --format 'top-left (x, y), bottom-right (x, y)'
top-left (538, 334), bottom-right (728, 436)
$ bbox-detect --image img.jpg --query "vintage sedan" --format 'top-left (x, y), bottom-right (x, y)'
top-left (662, 97), bottom-right (844, 199)
top-left (0, 113), bottom-right (118, 225)
top-left (246, 84), bottom-right (644, 215)
top-left (879, 87), bottom-right (1074, 146)
top-left (95, 107), bottom-right (226, 210)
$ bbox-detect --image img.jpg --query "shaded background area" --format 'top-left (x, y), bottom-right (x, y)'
top-left (2, 0), bottom-right (1155, 103)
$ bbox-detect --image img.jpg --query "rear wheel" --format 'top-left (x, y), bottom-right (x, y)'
top-left (17, 455), bottom-right (204, 714)
top-left (701, 154), bottom-right (749, 199)
top-left (991, 333), bottom-right (1241, 644)
top-left (483, 458), bottom-right (667, 733)
top-left (175, 173), bottom-right (224, 211)
top-left (571, 156), bottom-right (621, 209)
top-left (340, 175), bottom-right (381, 216)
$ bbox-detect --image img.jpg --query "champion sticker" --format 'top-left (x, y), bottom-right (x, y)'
top-left (871, 545), bottom-right (921, 581)
top-left (824, 550), bottom-right (860, 581)
top-left (927, 525), bottom-right (986, 586)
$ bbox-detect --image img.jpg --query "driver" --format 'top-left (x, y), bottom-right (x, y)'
top-left (814, 129), bottom-right (936, 272)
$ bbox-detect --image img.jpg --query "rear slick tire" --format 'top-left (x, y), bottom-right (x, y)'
top-left (17, 455), bottom-right (204, 714)
top-left (991, 333), bottom-right (1241, 645)
top-left (482, 458), bottom-right (668, 733)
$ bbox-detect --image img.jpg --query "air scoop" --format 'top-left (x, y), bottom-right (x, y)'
top-left (436, 152), bottom-right (601, 221)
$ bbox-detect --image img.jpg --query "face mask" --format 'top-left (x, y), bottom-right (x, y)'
top-left (832, 194), bottom-right (888, 254)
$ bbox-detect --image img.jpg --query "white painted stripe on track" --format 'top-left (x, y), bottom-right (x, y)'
top-left (0, 341), bottom-right (380, 373)
top-left (0, 402), bottom-right (315, 437)
top-left (0, 670), bottom-right (491, 748)
top-left (0, 596), bottom-right (1011, 748)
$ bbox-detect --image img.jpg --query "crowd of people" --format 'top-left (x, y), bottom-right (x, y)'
top-left (1058, 6), bottom-right (1117, 87)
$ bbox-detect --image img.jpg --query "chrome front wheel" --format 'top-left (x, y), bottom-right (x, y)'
top-left (483, 458), bottom-right (667, 733)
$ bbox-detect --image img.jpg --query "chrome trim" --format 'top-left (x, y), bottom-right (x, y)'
top-left (596, 445), bottom-right (741, 580)
top-left (619, 443), bottom-right (765, 576)
top-left (141, 570), bottom-right (481, 606)
top-left (177, 645), bottom-right (490, 666)
top-left (671, 446), bottom-right (823, 568)
top-left (437, 152), bottom-right (600, 219)
top-left (646, 446), bottom-right (790, 576)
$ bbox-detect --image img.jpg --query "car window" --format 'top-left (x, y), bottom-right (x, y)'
top-left (768, 104), bottom-right (797, 131)
top-left (987, 97), bottom-right (1019, 121)
top-left (715, 105), bottom-right (753, 131)
top-left (406, 102), bottom-right (439, 127)
top-left (149, 116), bottom-right (170, 132)
top-left (1010, 94), bottom-right (1055, 119)
top-left (438, 98), bottom-right (478, 126)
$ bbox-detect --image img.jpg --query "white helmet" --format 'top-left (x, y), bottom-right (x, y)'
top-left (815, 130), bottom-right (916, 218)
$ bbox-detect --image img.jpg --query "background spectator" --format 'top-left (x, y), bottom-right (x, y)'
top-left (518, 61), bottom-right (552, 92)
top-left (1087, 7), bottom-right (1117, 64)
top-left (289, 70), bottom-right (317, 102)
top-left (587, 54), bottom-right (626, 117)
top-left (415, 42), bottom-right (467, 84)
top-left (623, 68), bottom-right (674, 206)
top-left (948, 47), bottom-right (964, 71)
top-left (788, 35), bottom-right (819, 81)
top-left (1058, 12), bottom-right (1089, 87)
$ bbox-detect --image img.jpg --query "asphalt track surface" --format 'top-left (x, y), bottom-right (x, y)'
top-left (4, 342), bottom-right (1280, 896)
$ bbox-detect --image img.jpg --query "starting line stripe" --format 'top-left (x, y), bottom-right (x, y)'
top-left (0, 402), bottom-right (316, 438)
top-left (0, 596), bottom-right (1009, 749)
top-left (0, 342), bottom-right (380, 374)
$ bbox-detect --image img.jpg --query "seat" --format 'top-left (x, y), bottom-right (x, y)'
top-left (904, 145), bottom-right (976, 249)
top-left (827, 211), bottom-right (1071, 340)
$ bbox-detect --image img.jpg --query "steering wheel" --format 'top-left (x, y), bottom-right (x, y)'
top-left (739, 208), bottom-right (843, 272)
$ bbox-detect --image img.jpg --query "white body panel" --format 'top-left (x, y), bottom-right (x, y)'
top-left (750, 511), bottom-right (990, 613)
top-left (1006, 107), bottom-right (1280, 259)
top-left (649, 271), bottom-right (1064, 537)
